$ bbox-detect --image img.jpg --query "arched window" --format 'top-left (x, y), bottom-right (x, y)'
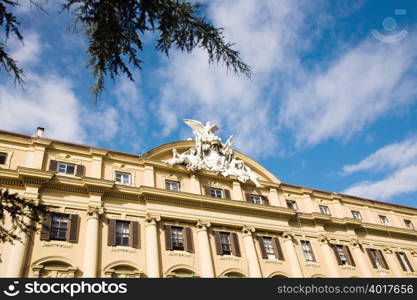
top-left (166, 268), bottom-right (197, 278)
top-left (222, 271), bottom-right (245, 278)
top-left (32, 260), bottom-right (77, 278)
top-left (104, 264), bottom-right (143, 278)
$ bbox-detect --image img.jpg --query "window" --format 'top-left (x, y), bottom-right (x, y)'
top-left (250, 194), bottom-right (263, 205)
top-left (301, 240), bottom-right (315, 262)
top-left (351, 210), bottom-right (362, 220)
top-left (262, 237), bottom-right (276, 259)
top-left (115, 171), bottom-right (131, 185)
top-left (210, 188), bottom-right (223, 198)
top-left (404, 219), bottom-right (415, 230)
top-left (286, 200), bottom-right (298, 210)
top-left (396, 252), bottom-right (414, 273)
top-left (0, 152), bottom-right (6, 165)
top-left (57, 162), bottom-right (76, 175)
top-left (220, 232), bottom-right (232, 255)
top-left (171, 226), bottom-right (184, 250)
top-left (50, 214), bottom-right (69, 240)
top-left (115, 221), bottom-right (130, 246)
top-left (379, 215), bottom-right (390, 226)
top-left (367, 249), bottom-right (388, 270)
top-left (319, 205), bottom-right (331, 215)
top-left (165, 180), bottom-right (180, 191)
top-left (336, 245), bottom-right (348, 265)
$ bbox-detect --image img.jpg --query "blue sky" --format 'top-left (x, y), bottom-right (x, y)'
top-left (1, 0), bottom-right (417, 207)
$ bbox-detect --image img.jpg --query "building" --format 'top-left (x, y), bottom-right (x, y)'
top-left (0, 123), bottom-right (416, 278)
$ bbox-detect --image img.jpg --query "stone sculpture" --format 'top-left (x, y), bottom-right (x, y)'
top-left (164, 119), bottom-right (261, 187)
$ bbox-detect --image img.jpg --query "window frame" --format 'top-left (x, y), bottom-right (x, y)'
top-left (115, 171), bottom-right (132, 185)
top-left (250, 194), bottom-right (263, 205)
top-left (170, 226), bottom-right (184, 250)
top-left (165, 179), bottom-right (180, 191)
top-left (301, 240), bottom-right (315, 262)
top-left (404, 219), bottom-right (415, 230)
top-left (50, 213), bottom-right (70, 241)
top-left (319, 205), bottom-right (331, 215)
top-left (286, 200), bottom-right (298, 210)
top-left (335, 245), bottom-right (348, 265)
top-left (398, 252), bottom-right (413, 273)
top-left (57, 162), bottom-right (76, 175)
top-left (115, 220), bottom-right (130, 247)
top-left (369, 249), bottom-right (384, 269)
top-left (262, 237), bottom-right (276, 259)
top-left (0, 152), bottom-right (7, 165)
top-left (351, 210), bottom-right (362, 220)
top-left (379, 215), bottom-right (390, 226)
top-left (219, 232), bottom-right (232, 255)
top-left (210, 188), bottom-right (224, 199)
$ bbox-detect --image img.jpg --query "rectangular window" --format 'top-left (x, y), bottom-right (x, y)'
top-left (397, 252), bottom-right (414, 273)
top-left (371, 249), bottom-right (383, 269)
top-left (319, 205), bottom-right (331, 215)
top-left (286, 200), bottom-right (298, 210)
top-left (301, 240), bottom-right (315, 262)
top-left (250, 194), bottom-right (263, 205)
top-left (50, 214), bottom-right (69, 240)
top-left (115, 171), bottom-right (131, 185)
top-left (379, 215), bottom-right (390, 226)
top-left (165, 180), bottom-right (180, 191)
top-left (57, 162), bottom-right (76, 175)
top-left (336, 245), bottom-right (348, 265)
top-left (351, 210), bottom-right (362, 220)
top-left (115, 221), bottom-right (130, 246)
top-left (0, 152), bottom-right (6, 165)
top-left (171, 226), bottom-right (184, 250)
top-left (262, 237), bottom-right (276, 259)
top-left (220, 232), bottom-right (232, 255)
top-left (404, 219), bottom-right (415, 230)
top-left (210, 188), bottom-right (223, 198)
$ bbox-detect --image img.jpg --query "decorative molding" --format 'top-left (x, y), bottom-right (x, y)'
top-left (145, 213), bottom-right (161, 225)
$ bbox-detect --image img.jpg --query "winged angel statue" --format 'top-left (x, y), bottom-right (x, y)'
top-left (164, 119), bottom-right (261, 187)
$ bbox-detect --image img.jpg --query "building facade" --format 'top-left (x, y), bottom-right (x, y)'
top-left (0, 128), bottom-right (416, 278)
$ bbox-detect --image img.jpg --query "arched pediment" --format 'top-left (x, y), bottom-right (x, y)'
top-left (144, 141), bottom-right (280, 184)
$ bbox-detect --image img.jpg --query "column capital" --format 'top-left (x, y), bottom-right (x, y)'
top-left (282, 231), bottom-right (295, 241)
top-left (410, 250), bottom-right (417, 257)
top-left (349, 238), bottom-right (362, 249)
top-left (317, 233), bottom-right (329, 245)
top-left (196, 220), bottom-right (211, 231)
top-left (382, 247), bottom-right (394, 255)
top-left (145, 213), bottom-right (161, 225)
top-left (87, 205), bottom-right (104, 219)
top-left (241, 225), bottom-right (255, 236)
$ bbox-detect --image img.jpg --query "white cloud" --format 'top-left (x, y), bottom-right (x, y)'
top-left (343, 164), bottom-right (417, 200)
top-left (155, 0), bottom-right (309, 157)
top-left (279, 34), bottom-right (417, 147)
top-left (0, 73), bottom-right (85, 142)
top-left (342, 137), bottom-right (417, 175)
top-left (8, 32), bottom-right (42, 66)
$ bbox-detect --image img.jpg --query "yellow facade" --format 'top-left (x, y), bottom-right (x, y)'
top-left (0, 129), bottom-right (416, 278)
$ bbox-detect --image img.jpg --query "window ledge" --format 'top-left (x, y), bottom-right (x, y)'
top-left (41, 240), bottom-right (73, 248)
top-left (376, 269), bottom-right (389, 275)
top-left (168, 251), bottom-right (192, 258)
top-left (219, 256), bottom-right (240, 262)
top-left (341, 265), bottom-right (356, 271)
top-left (304, 262), bottom-right (320, 268)
top-left (265, 259), bottom-right (283, 265)
top-left (110, 246), bottom-right (136, 253)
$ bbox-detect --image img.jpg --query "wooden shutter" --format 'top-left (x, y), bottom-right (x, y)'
top-left (403, 253), bottom-right (414, 272)
top-left (331, 244), bottom-right (343, 265)
top-left (273, 237), bottom-right (284, 260)
top-left (204, 186), bottom-right (211, 196)
top-left (344, 245), bottom-right (355, 266)
top-left (224, 189), bottom-right (231, 199)
top-left (76, 164), bottom-right (85, 177)
top-left (129, 221), bottom-right (140, 248)
top-left (184, 227), bottom-right (194, 253)
top-left (245, 193), bottom-right (252, 202)
top-left (395, 252), bottom-right (406, 271)
top-left (40, 212), bottom-right (52, 240)
top-left (258, 236), bottom-right (268, 259)
top-left (262, 196), bottom-right (269, 205)
top-left (49, 160), bottom-right (58, 172)
top-left (366, 248), bottom-right (378, 269)
top-left (377, 250), bottom-right (389, 269)
top-left (107, 219), bottom-right (116, 246)
top-left (67, 214), bottom-right (79, 243)
top-left (165, 225), bottom-right (173, 250)
top-left (230, 232), bottom-right (241, 257)
top-left (214, 231), bottom-right (223, 255)
top-left (310, 242), bottom-right (317, 262)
